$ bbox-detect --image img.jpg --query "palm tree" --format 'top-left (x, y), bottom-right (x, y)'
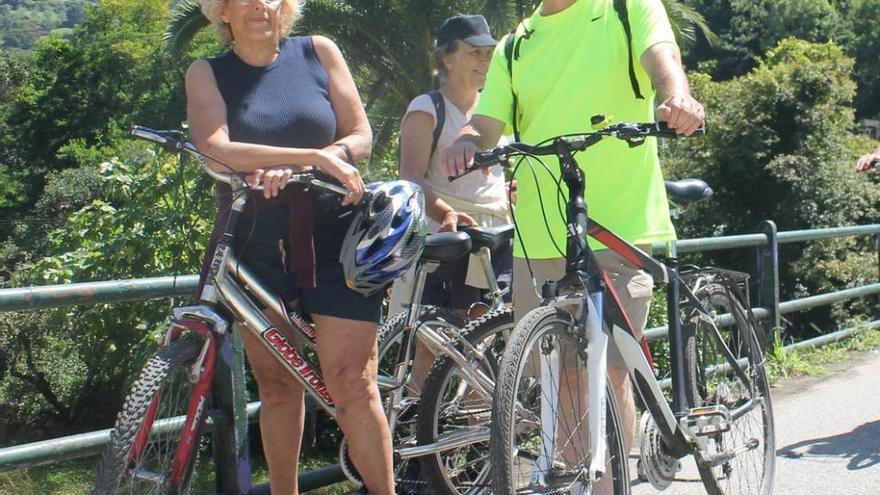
top-left (164, 0), bottom-right (715, 155)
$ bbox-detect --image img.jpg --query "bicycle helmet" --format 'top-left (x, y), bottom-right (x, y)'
top-left (340, 180), bottom-right (427, 296)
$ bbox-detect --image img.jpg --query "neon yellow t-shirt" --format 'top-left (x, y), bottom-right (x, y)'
top-left (476, 0), bottom-right (677, 258)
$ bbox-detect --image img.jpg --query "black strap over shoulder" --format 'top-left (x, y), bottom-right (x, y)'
top-left (504, 26), bottom-right (525, 142)
top-left (428, 90), bottom-right (446, 156)
top-left (613, 0), bottom-right (644, 100)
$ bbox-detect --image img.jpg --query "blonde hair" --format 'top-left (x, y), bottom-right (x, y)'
top-left (200, 0), bottom-right (306, 43)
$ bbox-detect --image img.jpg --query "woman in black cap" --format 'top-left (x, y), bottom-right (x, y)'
top-left (390, 14), bottom-right (512, 388)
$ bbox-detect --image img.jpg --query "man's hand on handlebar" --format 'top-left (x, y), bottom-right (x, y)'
top-left (656, 94), bottom-right (705, 137)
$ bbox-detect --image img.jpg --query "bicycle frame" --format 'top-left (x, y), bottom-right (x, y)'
top-left (126, 126), bottom-right (516, 490)
top-left (536, 141), bottom-right (755, 480)
top-left (168, 178), bottom-right (512, 472)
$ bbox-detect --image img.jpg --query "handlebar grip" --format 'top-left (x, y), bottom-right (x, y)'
top-left (656, 121), bottom-right (705, 138)
top-left (130, 125), bottom-right (185, 152)
top-left (447, 150), bottom-right (503, 181)
top-left (472, 151), bottom-right (502, 167)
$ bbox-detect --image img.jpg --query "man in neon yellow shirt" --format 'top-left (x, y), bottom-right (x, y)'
top-left (445, 0), bottom-right (705, 471)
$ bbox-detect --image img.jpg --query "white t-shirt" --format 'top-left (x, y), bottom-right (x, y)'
top-left (387, 92), bottom-right (510, 314)
top-left (403, 92), bottom-right (507, 228)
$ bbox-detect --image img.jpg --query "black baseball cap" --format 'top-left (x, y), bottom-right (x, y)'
top-left (436, 15), bottom-right (497, 48)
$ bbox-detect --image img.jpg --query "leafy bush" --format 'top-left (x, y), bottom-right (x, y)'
top-left (0, 139), bottom-right (213, 439)
top-left (662, 38), bottom-right (880, 337)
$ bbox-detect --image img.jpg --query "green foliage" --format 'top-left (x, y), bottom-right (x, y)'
top-left (0, 139), bottom-right (213, 438)
top-left (0, 0), bottom-right (203, 232)
top-left (22, 144), bottom-right (212, 283)
top-left (662, 38), bottom-right (880, 336)
top-left (686, 0), bottom-right (852, 78)
top-left (0, 0), bottom-right (89, 51)
top-left (847, 0), bottom-right (880, 118)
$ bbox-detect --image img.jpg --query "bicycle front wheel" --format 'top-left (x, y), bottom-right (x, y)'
top-left (491, 306), bottom-right (630, 495)
top-left (93, 337), bottom-right (207, 495)
top-left (683, 283), bottom-right (775, 495)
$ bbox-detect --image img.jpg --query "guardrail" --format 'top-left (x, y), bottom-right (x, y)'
top-left (1, 221), bottom-right (878, 493)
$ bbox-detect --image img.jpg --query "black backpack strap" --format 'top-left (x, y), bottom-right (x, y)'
top-left (613, 0), bottom-right (645, 100)
top-left (504, 26), bottom-right (524, 142)
top-left (427, 90), bottom-right (445, 156)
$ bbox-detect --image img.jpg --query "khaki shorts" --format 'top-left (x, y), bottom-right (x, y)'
top-left (513, 247), bottom-right (655, 367)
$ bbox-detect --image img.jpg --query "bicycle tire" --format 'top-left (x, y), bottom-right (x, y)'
top-left (683, 283), bottom-right (775, 495)
top-left (374, 306), bottom-right (467, 493)
top-left (417, 308), bottom-right (514, 495)
top-left (93, 338), bottom-right (206, 495)
top-left (491, 305), bottom-right (630, 495)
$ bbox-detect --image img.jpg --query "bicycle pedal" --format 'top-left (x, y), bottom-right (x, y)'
top-left (686, 406), bottom-right (731, 436)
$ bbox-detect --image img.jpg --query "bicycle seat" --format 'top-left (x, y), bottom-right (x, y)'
top-left (665, 179), bottom-right (713, 205)
top-left (461, 224), bottom-right (514, 253)
top-left (420, 232), bottom-right (472, 264)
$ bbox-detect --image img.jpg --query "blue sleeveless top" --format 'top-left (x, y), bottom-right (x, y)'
top-left (203, 36), bottom-right (345, 287)
top-left (208, 36), bottom-right (338, 239)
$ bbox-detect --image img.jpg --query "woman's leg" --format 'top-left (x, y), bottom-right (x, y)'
top-left (240, 315), bottom-right (306, 495)
top-left (312, 314), bottom-right (394, 495)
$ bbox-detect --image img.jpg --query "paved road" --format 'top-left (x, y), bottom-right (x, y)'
top-left (632, 350), bottom-right (880, 494)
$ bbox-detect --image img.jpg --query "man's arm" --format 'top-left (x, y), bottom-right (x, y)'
top-left (641, 42), bottom-right (704, 136)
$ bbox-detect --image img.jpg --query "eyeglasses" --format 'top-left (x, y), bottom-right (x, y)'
top-left (232, 0), bottom-right (285, 9)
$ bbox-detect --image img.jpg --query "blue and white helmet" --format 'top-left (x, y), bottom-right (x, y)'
top-left (340, 181), bottom-right (427, 296)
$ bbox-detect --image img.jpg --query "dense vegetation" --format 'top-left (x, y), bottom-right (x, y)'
top-left (0, 0), bottom-right (91, 51)
top-left (0, 0), bottom-right (877, 470)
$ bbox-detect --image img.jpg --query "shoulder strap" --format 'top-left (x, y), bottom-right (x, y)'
top-left (504, 27), bottom-right (524, 142)
top-left (427, 90), bottom-right (445, 156)
top-left (613, 0), bottom-right (645, 100)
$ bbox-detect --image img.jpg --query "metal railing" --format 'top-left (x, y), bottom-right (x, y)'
top-left (1, 221), bottom-right (878, 493)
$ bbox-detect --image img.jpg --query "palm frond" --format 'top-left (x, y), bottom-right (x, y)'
top-left (662, 0), bottom-right (719, 50)
top-left (163, 0), bottom-right (211, 55)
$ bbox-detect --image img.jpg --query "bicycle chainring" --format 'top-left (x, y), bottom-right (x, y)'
top-left (638, 412), bottom-right (680, 491)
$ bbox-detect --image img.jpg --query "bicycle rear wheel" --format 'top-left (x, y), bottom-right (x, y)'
top-left (417, 308), bottom-right (514, 494)
top-left (683, 283), bottom-right (775, 495)
top-left (491, 306), bottom-right (630, 495)
top-left (93, 337), bottom-right (208, 495)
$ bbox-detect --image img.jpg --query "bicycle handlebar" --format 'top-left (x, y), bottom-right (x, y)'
top-left (130, 125), bottom-right (350, 196)
top-left (450, 120), bottom-right (704, 182)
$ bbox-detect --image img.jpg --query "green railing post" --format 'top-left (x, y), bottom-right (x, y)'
top-left (876, 232), bottom-right (880, 308)
top-left (211, 328), bottom-right (252, 495)
top-left (757, 220), bottom-right (780, 348)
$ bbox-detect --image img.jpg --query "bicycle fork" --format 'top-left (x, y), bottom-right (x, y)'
top-left (538, 290), bottom-right (609, 484)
